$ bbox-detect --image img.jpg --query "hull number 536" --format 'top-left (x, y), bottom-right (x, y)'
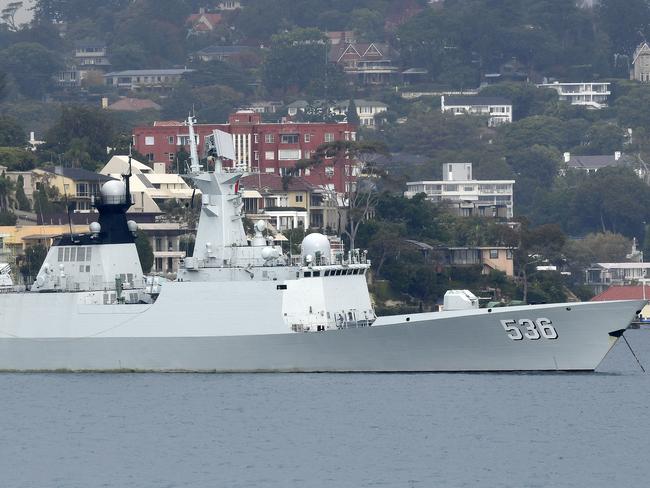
top-left (500, 318), bottom-right (558, 340)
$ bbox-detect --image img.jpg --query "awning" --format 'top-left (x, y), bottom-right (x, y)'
top-left (242, 190), bottom-right (262, 199)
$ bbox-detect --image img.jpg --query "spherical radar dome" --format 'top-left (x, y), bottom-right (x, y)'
top-left (100, 180), bottom-right (126, 198)
top-left (300, 233), bottom-right (331, 264)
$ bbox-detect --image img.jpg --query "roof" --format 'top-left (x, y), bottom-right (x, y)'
top-left (187, 13), bottom-right (222, 26)
top-left (153, 120), bottom-right (183, 126)
top-left (42, 167), bottom-right (114, 182)
top-left (107, 98), bottom-right (162, 112)
top-left (444, 96), bottom-right (512, 106)
top-left (590, 262), bottom-right (650, 269)
top-left (196, 45), bottom-right (250, 56)
top-left (100, 155), bottom-right (154, 175)
top-left (240, 173), bottom-right (314, 193)
top-left (566, 154), bottom-right (633, 169)
top-left (591, 285), bottom-right (648, 301)
top-left (104, 69), bottom-right (194, 77)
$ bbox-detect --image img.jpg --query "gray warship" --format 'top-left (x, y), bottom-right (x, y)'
top-left (0, 117), bottom-right (643, 372)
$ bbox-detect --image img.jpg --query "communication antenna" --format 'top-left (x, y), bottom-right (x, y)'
top-left (186, 113), bottom-right (201, 173)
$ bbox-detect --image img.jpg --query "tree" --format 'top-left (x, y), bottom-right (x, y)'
top-left (0, 42), bottom-right (62, 98)
top-left (1, 2), bottom-right (23, 31)
top-left (0, 116), bottom-right (26, 146)
top-left (262, 28), bottom-right (329, 95)
top-left (44, 105), bottom-right (114, 166)
top-left (14, 174), bottom-right (30, 211)
top-left (135, 231), bottom-right (153, 273)
top-left (19, 244), bottom-right (46, 283)
top-left (346, 99), bottom-right (360, 126)
top-left (579, 122), bottom-right (626, 155)
top-left (299, 140), bottom-right (389, 251)
top-left (0, 209), bottom-right (16, 225)
top-left (0, 172), bottom-right (14, 211)
top-left (596, 0), bottom-right (650, 55)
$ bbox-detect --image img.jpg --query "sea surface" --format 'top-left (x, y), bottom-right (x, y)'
top-left (3, 331), bottom-right (650, 488)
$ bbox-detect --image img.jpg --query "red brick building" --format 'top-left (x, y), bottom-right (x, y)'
top-left (132, 110), bottom-right (358, 192)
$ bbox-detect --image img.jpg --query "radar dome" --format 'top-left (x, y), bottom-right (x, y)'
top-left (100, 180), bottom-right (126, 199)
top-left (300, 233), bottom-right (330, 265)
top-left (127, 220), bottom-right (138, 233)
top-left (89, 222), bottom-right (101, 234)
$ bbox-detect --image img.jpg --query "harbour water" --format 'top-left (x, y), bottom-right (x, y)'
top-left (2, 331), bottom-right (650, 488)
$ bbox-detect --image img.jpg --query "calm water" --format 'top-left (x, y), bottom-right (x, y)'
top-left (2, 333), bottom-right (650, 488)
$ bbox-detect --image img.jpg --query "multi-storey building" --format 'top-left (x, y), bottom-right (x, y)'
top-left (104, 68), bottom-right (194, 91)
top-left (329, 42), bottom-right (400, 84)
top-left (441, 95), bottom-right (512, 126)
top-left (132, 110), bottom-right (357, 192)
top-left (286, 99), bottom-right (388, 127)
top-left (404, 163), bottom-right (515, 218)
top-left (536, 81), bottom-right (611, 109)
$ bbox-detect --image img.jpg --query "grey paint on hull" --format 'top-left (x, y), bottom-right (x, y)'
top-left (0, 300), bottom-right (641, 372)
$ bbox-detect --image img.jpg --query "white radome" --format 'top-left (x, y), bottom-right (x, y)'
top-left (101, 180), bottom-right (126, 198)
top-left (89, 222), bottom-right (101, 234)
top-left (301, 233), bottom-right (331, 264)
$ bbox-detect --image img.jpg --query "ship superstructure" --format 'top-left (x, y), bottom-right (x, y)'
top-left (175, 116), bottom-right (376, 332)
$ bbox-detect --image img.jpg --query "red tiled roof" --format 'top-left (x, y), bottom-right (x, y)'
top-left (186, 13), bottom-right (222, 29)
top-left (591, 285), bottom-right (649, 301)
top-left (107, 98), bottom-right (161, 112)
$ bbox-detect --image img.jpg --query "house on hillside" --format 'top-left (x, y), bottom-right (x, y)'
top-left (239, 173), bottom-right (338, 231)
top-left (632, 42), bottom-right (650, 82)
top-left (104, 68), bottom-right (194, 91)
top-left (536, 81), bottom-right (610, 109)
top-left (286, 99), bottom-right (388, 127)
top-left (561, 152), bottom-right (646, 179)
top-left (192, 44), bottom-right (252, 62)
top-left (441, 95), bottom-right (512, 126)
top-left (405, 163), bottom-right (515, 219)
top-left (57, 39), bottom-right (111, 88)
top-left (329, 42), bottom-right (400, 85)
top-left (35, 167), bottom-right (114, 212)
top-left (186, 11), bottom-right (222, 35)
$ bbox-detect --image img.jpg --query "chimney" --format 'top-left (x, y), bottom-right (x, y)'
top-left (614, 151), bottom-right (621, 161)
top-left (101, 97), bottom-right (108, 109)
top-left (199, 7), bottom-right (205, 13)
top-left (29, 131), bottom-right (35, 143)
top-left (563, 152), bottom-right (570, 163)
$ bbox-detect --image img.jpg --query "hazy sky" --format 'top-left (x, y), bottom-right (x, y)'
top-left (0, 0), bottom-right (35, 26)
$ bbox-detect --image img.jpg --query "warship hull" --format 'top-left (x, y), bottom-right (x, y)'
top-left (0, 282), bottom-right (642, 372)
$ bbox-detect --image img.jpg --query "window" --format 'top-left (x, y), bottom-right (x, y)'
top-left (489, 249), bottom-right (499, 259)
top-left (145, 136), bottom-right (155, 146)
top-left (169, 153), bottom-right (175, 162)
top-left (295, 194), bottom-right (303, 203)
top-left (324, 133), bottom-right (334, 142)
top-left (254, 133), bottom-right (259, 143)
top-left (278, 149), bottom-right (301, 160)
top-left (254, 151), bottom-right (259, 160)
top-left (264, 134), bottom-right (275, 143)
top-left (265, 151), bottom-right (275, 160)
top-left (325, 166), bottom-right (334, 177)
top-left (168, 136), bottom-right (174, 144)
top-left (506, 249), bottom-right (513, 260)
top-left (281, 134), bottom-right (299, 144)
top-left (304, 133), bottom-right (311, 143)
top-left (76, 183), bottom-right (88, 197)
top-left (146, 153), bottom-right (154, 162)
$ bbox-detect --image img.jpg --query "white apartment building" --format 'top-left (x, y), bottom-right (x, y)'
top-left (404, 163), bottom-right (515, 219)
top-left (286, 99), bottom-right (388, 127)
top-left (537, 81), bottom-right (610, 109)
top-left (440, 95), bottom-right (512, 126)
